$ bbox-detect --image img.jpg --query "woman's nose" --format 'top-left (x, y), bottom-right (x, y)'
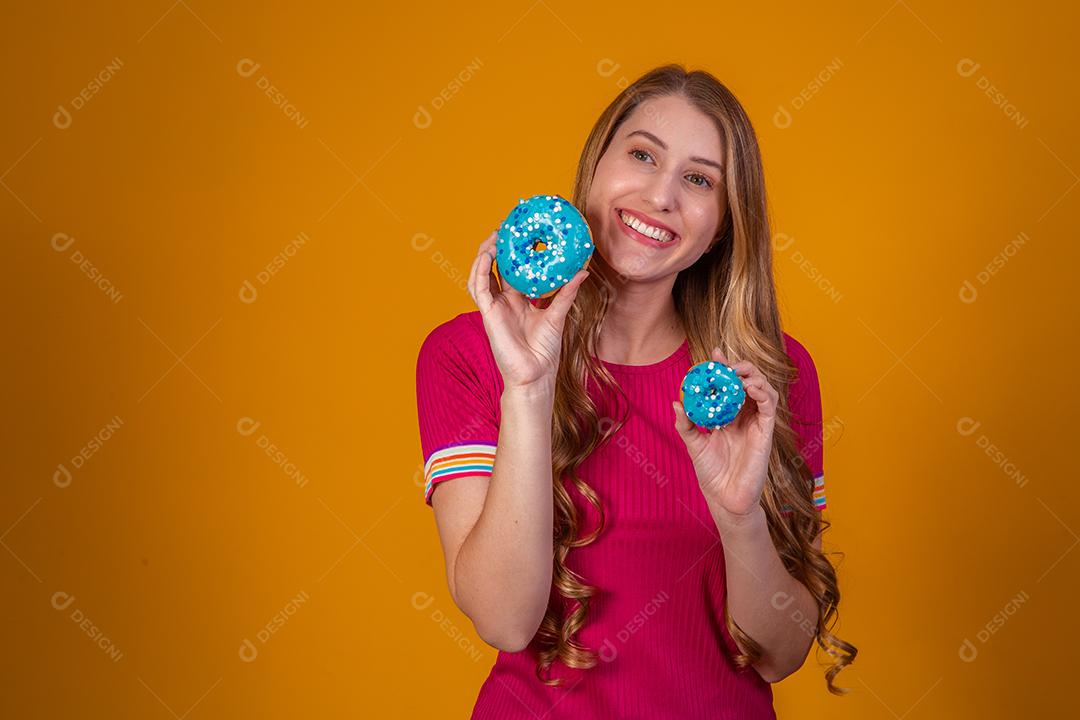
top-left (644, 170), bottom-right (678, 213)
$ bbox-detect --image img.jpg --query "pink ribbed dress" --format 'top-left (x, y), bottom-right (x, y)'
top-left (415, 311), bottom-right (826, 719)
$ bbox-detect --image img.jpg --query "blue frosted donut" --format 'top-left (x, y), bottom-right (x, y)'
top-left (679, 361), bottom-right (746, 429)
top-left (495, 194), bottom-right (594, 299)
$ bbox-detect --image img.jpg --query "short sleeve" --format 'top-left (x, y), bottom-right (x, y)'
top-left (781, 334), bottom-right (826, 515)
top-left (415, 315), bottom-right (501, 506)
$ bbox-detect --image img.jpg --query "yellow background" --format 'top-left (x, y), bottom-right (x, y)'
top-left (3, 1), bottom-right (1077, 717)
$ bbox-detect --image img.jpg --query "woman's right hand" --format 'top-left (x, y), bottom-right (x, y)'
top-left (466, 231), bottom-right (590, 391)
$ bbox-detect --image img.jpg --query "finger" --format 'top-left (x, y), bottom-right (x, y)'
top-left (484, 248), bottom-right (501, 294)
top-left (738, 364), bottom-right (779, 404)
top-left (499, 273), bottom-right (525, 301)
top-left (466, 247), bottom-right (484, 300)
top-left (477, 231), bottom-right (496, 265)
top-left (731, 361), bottom-right (774, 403)
top-left (473, 247), bottom-right (495, 313)
top-left (741, 373), bottom-right (768, 396)
top-left (672, 400), bottom-right (702, 444)
top-left (481, 232), bottom-right (523, 304)
top-left (672, 399), bottom-right (695, 433)
top-left (490, 257), bottom-right (530, 313)
top-left (731, 361), bottom-right (769, 397)
top-left (491, 257), bottom-right (527, 306)
top-left (731, 360), bottom-right (758, 377)
top-left (543, 267), bottom-right (590, 318)
top-left (742, 377), bottom-right (777, 417)
top-left (475, 248), bottom-right (493, 298)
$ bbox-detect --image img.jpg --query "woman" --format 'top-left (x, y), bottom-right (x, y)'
top-left (415, 64), bottom-right (856, 719)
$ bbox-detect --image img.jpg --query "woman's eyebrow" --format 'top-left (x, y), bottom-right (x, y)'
top-left (626, 129), bottom-right (723, 172)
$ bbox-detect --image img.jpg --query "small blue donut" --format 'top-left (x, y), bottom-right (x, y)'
top-left (495, 194), bottom-right (594, 299)
top-left (680, 361), bottom-right (746, 429)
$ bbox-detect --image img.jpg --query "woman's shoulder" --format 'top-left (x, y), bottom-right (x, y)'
top-left (420, 310), bottom-right (487, 350)
top-left (781, 331), bottom-right (820, 402)
top-left (781, 330), bottom-right (822, 422)
top-left (781, 331), bottom-right (816, 372)
top-left (416, 311), bottom-right (497, 379)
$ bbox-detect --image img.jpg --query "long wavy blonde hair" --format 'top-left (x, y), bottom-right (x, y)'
top-left (533, 64), bottom-right (857, 694)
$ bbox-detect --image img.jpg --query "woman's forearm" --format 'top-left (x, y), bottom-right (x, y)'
top-left (453, 379), bottom-right (555, 651)
top-left (707, 501), bottom-right (819, 682)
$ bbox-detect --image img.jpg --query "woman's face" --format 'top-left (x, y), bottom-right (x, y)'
top-left (586, 93), bottom-right (727, 283)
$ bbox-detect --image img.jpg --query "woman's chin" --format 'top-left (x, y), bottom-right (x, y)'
top-left (607, 247), bottom-right (658, 281)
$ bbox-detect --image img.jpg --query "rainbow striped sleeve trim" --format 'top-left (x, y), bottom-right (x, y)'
top-left (780, 473), bottom-right (827, 515)
top-left (423, 443), bottom-right (498, 505)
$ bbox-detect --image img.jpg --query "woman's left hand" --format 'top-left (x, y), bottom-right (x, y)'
top-left (672, 347), bottom-right (778, 519)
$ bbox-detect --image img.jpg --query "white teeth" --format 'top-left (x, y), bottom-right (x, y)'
top-left (620, 211), bottom-right (674, 242)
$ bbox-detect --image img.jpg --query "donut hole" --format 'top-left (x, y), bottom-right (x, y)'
top-left (532, 239), bottom-right (547, 252)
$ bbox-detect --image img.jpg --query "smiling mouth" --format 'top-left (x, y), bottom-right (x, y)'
top-left (614, 208), bottom-right (679, 245)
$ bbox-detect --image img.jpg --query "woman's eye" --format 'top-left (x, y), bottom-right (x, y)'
top-left (687, 174), bottom-right (713, 189)
top-left (631, 148), bottom-right (713, 189)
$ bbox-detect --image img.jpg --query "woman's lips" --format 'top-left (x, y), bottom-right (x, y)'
top-left (612, 207), bottom-right (680, 249)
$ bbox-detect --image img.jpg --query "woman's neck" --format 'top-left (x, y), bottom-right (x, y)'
top-left (596, 274), bottom-right (685, 365)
